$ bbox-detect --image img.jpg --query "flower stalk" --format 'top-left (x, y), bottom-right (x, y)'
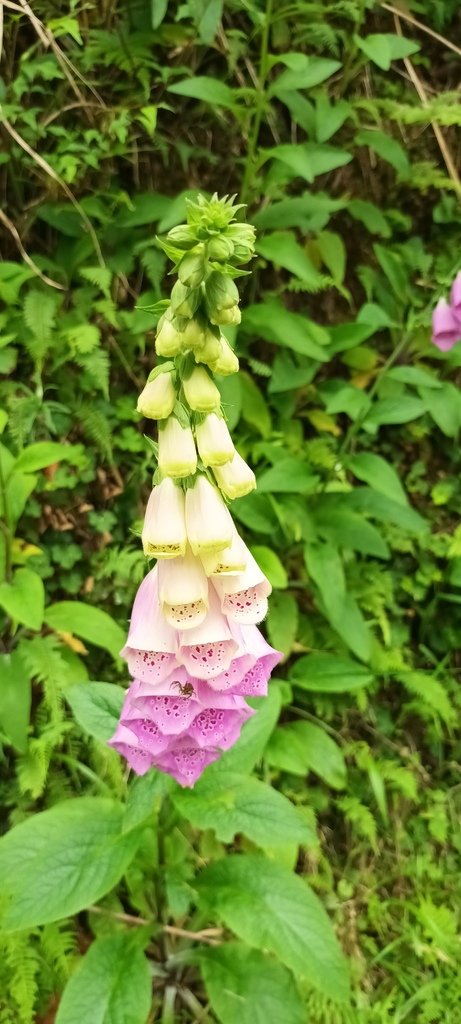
top-left (110, 194), bottom-right (281, 786)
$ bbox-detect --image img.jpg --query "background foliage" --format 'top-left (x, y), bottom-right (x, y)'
top-left (1, 0), bottom-right (461, 1021)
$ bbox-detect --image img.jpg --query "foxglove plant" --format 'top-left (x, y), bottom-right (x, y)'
top-left (109, 195), bottom-right (281, 786)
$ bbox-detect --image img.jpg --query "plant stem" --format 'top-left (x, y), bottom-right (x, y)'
top-left (0, 448), bottom-right (13, 582)
top-left (240, 0), bottom-right (273, 204)
top-left (339, 332), bottom-right (411, 459)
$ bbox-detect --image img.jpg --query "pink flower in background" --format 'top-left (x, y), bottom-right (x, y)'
top-left (432, 298), bottom-right (461, 351)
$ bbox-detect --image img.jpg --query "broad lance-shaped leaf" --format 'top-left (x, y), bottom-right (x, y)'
top-left (199, 942), bottom-right (305, 1024)
top-left (45, 602), bottom-right (125, 661)
top-left (65, 682), bottom-right (125, 743)
top-left (0, 798), bottom-right (142, 931)
top-left (55, 933), bottom-right (151, 1024)
top-left (267, 721), bottom-right (346, 789)
top-left (290, 653), bottom-right (373, 693)
top-left (173, 771), bottom-right (315, 847)
top-left (197, 854), bottom-right (349, 1001)
top-left (0, 567), bottom-right (44, 631)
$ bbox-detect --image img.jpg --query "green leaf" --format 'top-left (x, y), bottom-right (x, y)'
top-left (269, 143), bottom-right (352, 183)
top-left (253, 193), bottom-right (345, 233)
top-left (232, 492), bottom-right (279, 535)
top-left (267, 592), bottom-right (298, 658)
top-left (200, 943), bottom-right (305, 1024)
top-left (56, 932), bottom-right (151, 1024)
top-left (355, 130), bottom-right (410, 175)
top-left (250, 546), bottom-right (288, 588)
top-left (290, 653), bottom-right (373, 693)
top-left (270, 55), bottom-right (341, 93)
top-left (197, 0), bottom-right (224, 44)
top-left (355, 33), bottom-right (419, 70)
top-left (0, 798), bottom-right (142, 930)
top-left (0, 568), bottom-right (45, 630)
top-left (240, 372), bottom-right (271, 438)
top-left (14, 441), bottom-right (80, 473)
top-left (65, 683), bottom-right (125, 742)
top-left (243, 299), bottom-right (329, 360)
top-left (258, 458), bottom-right (318, 494)
top-left (267, 721), bottom-right (346, 789)
top-left (0, 649), bottom-right (31, 752)
top-left (151, 0), bottom-right (168, 29)
top-left (197, 854), bottom-right (349, 1000)
top-left (315, 95), bottom-right (351, 143)
top-left (316, 230), bottom-right (346, 284)
top-left (347, 452), bottom-right (408, 506)
top-left (45, 602), bottom-right (125, 661)
top-left (168, 76), bottom-right (235, 108)
top-left (314, 508), bottom-right (390, 559)
top-left (364, 396), bottom-right (425, 429)
top-left (217, 373), bottom-right (242, 431)
top-left (348, 199), bottom-right (391, 237)
top-left (419, 383), bottom-right (461, 437)
top-left (347, 487), bottom-right (427, 533)
top-left (174, 771), bottom-right (314, 847)
top-left (256, 231), bottom-right (325, 288)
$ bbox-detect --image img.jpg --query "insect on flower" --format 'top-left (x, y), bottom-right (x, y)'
top-left (170, 680), bottom-right (196, 698)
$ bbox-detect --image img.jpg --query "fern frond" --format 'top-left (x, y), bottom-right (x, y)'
top-left (75, 348), bottom-right (110, 398)
top-left (5, 931), bottom-right (39, 1024)
top-left (20, 636), bottom-right (67, 725)
top-left (77, 402), bottom-right (113, 461)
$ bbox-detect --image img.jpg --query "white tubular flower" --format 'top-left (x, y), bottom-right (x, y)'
top-left (200, 527), bottom-right (247, 577)
top-left (209, 338), bottom-right (239, 376)
top-left (158, 549), bottom-right (208, 630)
top-left (183, 367), bottom-right (221, 412)
top-left (155, 313), bottom-right (183, 357)
top-left (213, 450), bottom-right (256, 499)
top-left (137, 372), bottom-right (176, 420)
top-left (185, 475), bottom-right (234, 555)
top-left (195, 413), bottom-right (235, 467)
top-left (212, 548), bottom-right (272, 624)
top-left (158, 416), bottom-right (197, 479)
top-left (142, 478), bottom-right (187, 559)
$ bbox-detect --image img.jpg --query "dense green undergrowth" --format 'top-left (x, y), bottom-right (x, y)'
top-left (1, 1), bottom-right (461, 1021)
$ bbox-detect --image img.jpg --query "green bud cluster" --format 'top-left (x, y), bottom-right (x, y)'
top-left (137, 194), bottom-right (257, 502)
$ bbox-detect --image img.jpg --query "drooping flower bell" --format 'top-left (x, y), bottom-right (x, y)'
top-left (109, 194), bottom-right (282, 787)
top-left (431, 274), bottom-right (461, 352)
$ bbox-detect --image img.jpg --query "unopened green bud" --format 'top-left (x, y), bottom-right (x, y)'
top-left (179, 316), bottom-right (206, 351)
top-left (170, 280), bottom-right (201, 318)
top-left (178, 249), bottom-right (206, 288)
top-left (194, 326), bottom-right (222, 365)
top-left (207, 236), bottom-right (234, 261)
top-left (209, 338), bottom-right (239, 376)
top-left (232, 243), bottom-right (254, 264)
top-left (209, 304), bottom-right (241, 327)
top-left (167, 224), bottom-right (197, 249)
top-left (155, 313), bottom-right (183, 357)
top-left (205, 271), bottom-right (239, 313)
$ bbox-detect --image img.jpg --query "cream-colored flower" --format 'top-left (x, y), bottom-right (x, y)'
top-left (213, 450), bottom-right (256, 499)
top-left (158, 548), bottom-right (208, 630)
top-left (195, 413), bottom-right (235, 467)
top-left (185, 475), bottom-right (234, 555)
top-left (155, 313), bottom-right (183, 357)
top-left (183, 367), bottom-right (221, 412)
top-left (200, 527), bottom-right (246, 576)
top-left (158, 416), bottom-right (197, 478)
top-left (141, 478), bottom-right (187, 559)
top-left (137, 372), bottom-right (176, 419)
top-left (209, 338), bottom-right (239, 376)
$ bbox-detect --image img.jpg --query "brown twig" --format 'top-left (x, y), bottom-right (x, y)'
top-left (0, 209), bottom-right (66, 289)
top-left (1, 116), bottom-right (106, 266)
top-left (87, 905), bottom-right (223, 944)
top-left (392, 14), bottom-right (461, 195)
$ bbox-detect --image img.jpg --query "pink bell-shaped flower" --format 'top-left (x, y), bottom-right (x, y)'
top-left (432, 298), bottom-right (461, 351)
